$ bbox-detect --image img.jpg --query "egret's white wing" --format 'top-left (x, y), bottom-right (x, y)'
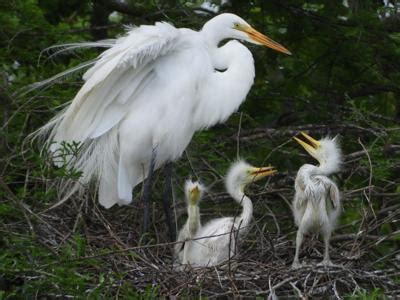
top-left (51, 22), bottom-right (180, 143)
top-left (305, 176), bottom-right (341, 210)
top-left (328, 179), bottom-right (341, 209)
top-left (304, 182), bottom-right (321, 204)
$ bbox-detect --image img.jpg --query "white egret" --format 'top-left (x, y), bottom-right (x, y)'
top-left (35, 13), bottom-right (291, 215)
top-left (177, 161), bottom-right (276, 267)
top-left (292, 132), bottom-right (342, 268)
top-left (174, 180), bottom-right (205, 267)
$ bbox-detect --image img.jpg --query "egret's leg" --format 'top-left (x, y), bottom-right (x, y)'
top-left (162, 162), bottom-right (176, 241)
top-left (323, 232), bottom-right (331, 263)
top-left (318, 231), bottom-right (334, 267)
top-left (292, 230), bottom-right (304, 269)
top-left (182, 241), bottom-right (188, 264)
top-left (142, 148), bottom-right (157, 235)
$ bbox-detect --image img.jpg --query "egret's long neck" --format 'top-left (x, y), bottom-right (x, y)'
top-left (193, 37), bottom-right (255, 128)
top-left (318, 157), bottom-right (340, 176)
top-left (301, 157), bottom-right (339, 179)
top-left (296, 164), bottom-right (318, 189)
top-left (187, 204), bottom-right (201, 235)
top-left (211, 41), bottom-right (255, 75)
top-left (227, 184), bottom-right (253, 231)
top-left (296, 163), bottom-right (337, 193)
top-left (201, 21), bottom-right (231, 47)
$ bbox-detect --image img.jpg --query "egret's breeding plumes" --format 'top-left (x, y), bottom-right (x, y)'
top-left (34, 14), bottom-right (291, 209)
top-left (174, 180), bottom-right (205, 267)
top-left (176, 161), bottom-right (276, 268)
top-left (292, 132), bottom-right (342, 268)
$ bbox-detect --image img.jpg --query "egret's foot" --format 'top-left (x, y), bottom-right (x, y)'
top-left (173, 261), bottom-right (191, 271)
top-left (291, 260), bottom-right (303, 269)
top-left (317, 259), bottom-right (336, 268)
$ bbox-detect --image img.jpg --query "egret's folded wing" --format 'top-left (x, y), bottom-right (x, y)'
top-left (50, 22), bottom-right (180, 143)
top-left (306, 176), bottom-right (341, 209)
top-left (328, 180), bottom-right (341, 209)
top-left (304, 183), bottom-right (320, 203)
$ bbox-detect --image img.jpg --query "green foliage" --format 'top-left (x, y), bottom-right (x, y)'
top-left (344, 288), bottom-right (387, 300)
top-left (0, 232), bottom-right (158, 298)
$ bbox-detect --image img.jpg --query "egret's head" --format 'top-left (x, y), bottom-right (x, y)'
top-left (202, 13), bottom-right (291, 55)
top-left (294, 132), bottom-right (342, 171)
top-left (184, 180), bottom-right (205, 206)
top-left (225, 160), bottom-right (277, 193)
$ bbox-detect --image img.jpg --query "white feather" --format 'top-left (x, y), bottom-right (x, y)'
top-left (292, 135), bottom-right (343, 268)
top-left (33, 14), bottom-right (289, 208)
top-left (176, 160), bottom-right (273, 267)
top-left (174, 180), bottom-right (205, 266)
top-left (42, 40), bottom-right (115, 61)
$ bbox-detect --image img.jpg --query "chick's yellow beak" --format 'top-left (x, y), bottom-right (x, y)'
top-left (249, 166), bottom-right (277, 181)
top-left (293, 132), bottom-right (321, 157)
top-left (189, 186), bottom-right (200, 205)
top-left (239, 25), bottom-right (291, 55)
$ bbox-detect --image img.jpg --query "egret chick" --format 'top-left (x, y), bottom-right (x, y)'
top-left (292, 132), bottom-right (342, 268)
top-left (174, 180), bottom-right (205, 266)
top-left (181, 161), bottom-right (276, 267)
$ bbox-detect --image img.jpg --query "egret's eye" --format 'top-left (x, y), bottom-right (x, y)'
top-left (233, 22), bottom-right (240, 28)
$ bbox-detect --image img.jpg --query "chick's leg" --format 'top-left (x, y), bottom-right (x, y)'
top-left (317, 230), bottom-right (335, 267)
top-left (292, 229), bottom-right (304, 269)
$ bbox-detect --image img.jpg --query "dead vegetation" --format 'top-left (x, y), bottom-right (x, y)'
top-left (2, 124), bottom-right (399, 297)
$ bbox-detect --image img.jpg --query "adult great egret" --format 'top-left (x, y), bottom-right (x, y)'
top-left (175, 161), bottom-right (276, 267)
top-left (36, 13), bottom-right (291, 212)
top-left (292, 132), bottom-right (342, 268)
top-left (174, 180), bottom-right (205, 267)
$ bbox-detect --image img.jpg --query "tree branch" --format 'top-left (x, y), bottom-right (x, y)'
top-left (232, 123), bottom-right (384, 142)
top-left (347, 84), bottom-right (400, 99)
top-left (96, 0), bottom-right (146, 17)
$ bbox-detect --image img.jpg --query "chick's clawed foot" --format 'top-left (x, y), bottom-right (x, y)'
top-left (291, 260), bottom-right (305, 269)
top-left (317, 259), bottom-right (337, 268)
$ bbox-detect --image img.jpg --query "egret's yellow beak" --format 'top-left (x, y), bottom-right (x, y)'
top-left (249, 166), bottom-right (277, 181)
top-left (238, 25), bottom-right (291, 55)
top-left (293, 132), bottom-right (321, 158)
top-left (189, 186), bottom-right (200, 205)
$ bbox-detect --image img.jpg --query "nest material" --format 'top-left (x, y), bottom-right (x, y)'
top-left (4, 176), bottom-right (398, 298)
top-left (2, 123), bottom-right (400, 297)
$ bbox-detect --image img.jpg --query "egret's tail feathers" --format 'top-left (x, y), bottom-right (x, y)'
top-left (45, 179), bottom-right (85, 211)
top-left (21, 40), bottom-right (116, 96)
top-left (99, 176), bottom-right (119, 209)
top-left (40, 40), bottom-right (116, 62)
top-left (33, 123), bottom-right (123, 208)
top-left (20, 59), bottom-right (97, 96)
top-left (27, 105), bottom-right (68, 161)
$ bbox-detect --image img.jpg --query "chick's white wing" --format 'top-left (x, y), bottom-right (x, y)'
top-left (306, 176), bottom-right (341, 209)
top-left (328, 179), bottom-right (341, 209)
top-left (55, 22), bottom-right (180, 142)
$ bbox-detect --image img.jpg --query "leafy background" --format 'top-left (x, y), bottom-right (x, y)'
top-left (1, 0), bottom-right (399, 298)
